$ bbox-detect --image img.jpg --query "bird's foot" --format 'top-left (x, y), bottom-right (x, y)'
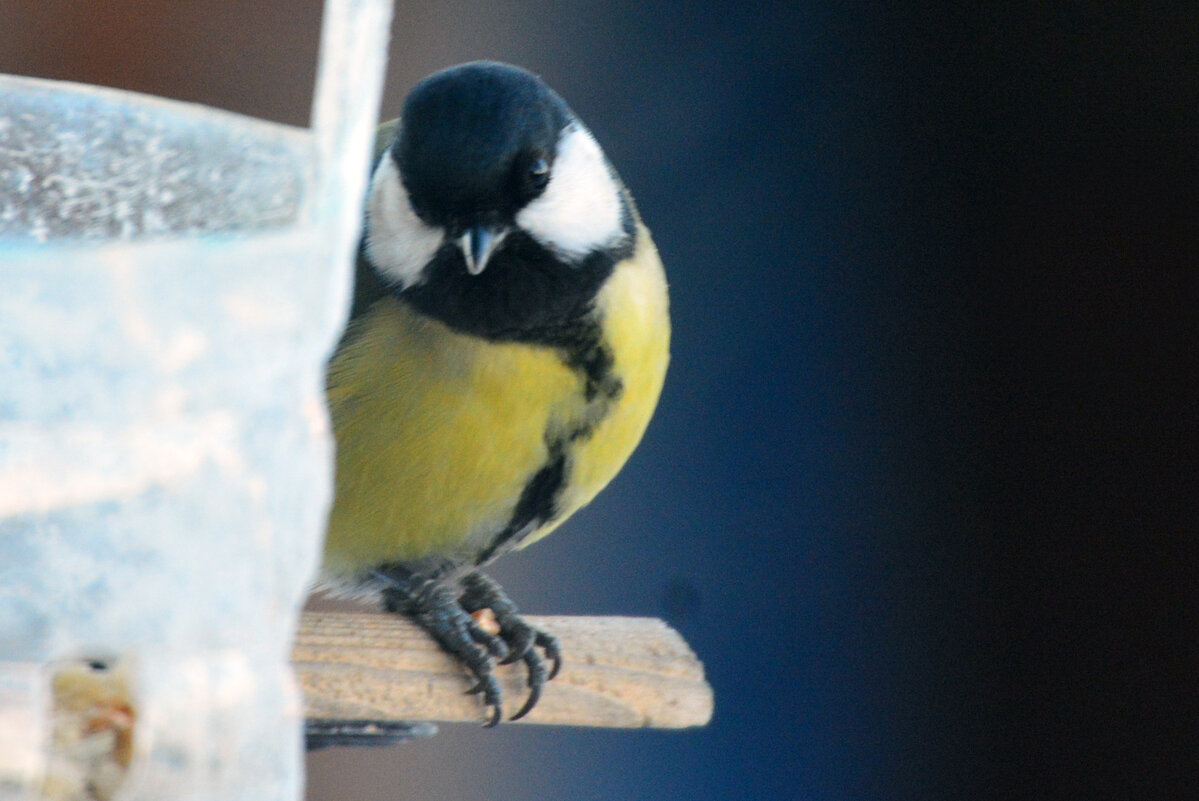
top-left (460, 571), bottom-right (562, 721)
top-left (379, 570), bottom-right (560, 726)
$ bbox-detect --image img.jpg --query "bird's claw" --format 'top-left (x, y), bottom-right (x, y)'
top-left (465, 675), bottom-right (504, 728)
top-left (381, 571), bottom-right (561, 725)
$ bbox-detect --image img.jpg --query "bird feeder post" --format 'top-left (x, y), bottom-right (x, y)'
top-left (0, 1), bottom-right (393, 799)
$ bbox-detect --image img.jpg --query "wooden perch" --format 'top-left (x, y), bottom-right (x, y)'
top-left (294, 611), bottom-right (713, 729)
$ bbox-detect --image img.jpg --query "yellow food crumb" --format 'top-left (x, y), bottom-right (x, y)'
top-left (41, 657), bottom-right (136, 801)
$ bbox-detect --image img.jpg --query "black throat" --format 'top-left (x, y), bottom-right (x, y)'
top-left (396, 227), bottom-right (632, 351)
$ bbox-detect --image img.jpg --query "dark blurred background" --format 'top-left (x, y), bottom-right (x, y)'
top-left (4, 2), bottom-right (1196, 799)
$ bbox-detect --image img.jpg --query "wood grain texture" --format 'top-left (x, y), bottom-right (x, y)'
top-left (294, 611), bottom-right (713, 728)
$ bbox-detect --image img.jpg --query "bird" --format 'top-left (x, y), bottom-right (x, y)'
top-left (320, 61), bottom-right (670, 726)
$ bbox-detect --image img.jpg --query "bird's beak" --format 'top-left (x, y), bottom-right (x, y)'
top-left (459, 225), bottom-right (507, 275)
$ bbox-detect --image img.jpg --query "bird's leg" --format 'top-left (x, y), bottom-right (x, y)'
top-left (459, 571), bottom-right (562, 721)
top-left (376, 567), bottom-right (509, 727)
top-left (374, 566), bottom-right (561, 724)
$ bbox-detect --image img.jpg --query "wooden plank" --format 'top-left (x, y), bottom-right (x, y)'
top-left (294, 611), bottom-right (713, 728)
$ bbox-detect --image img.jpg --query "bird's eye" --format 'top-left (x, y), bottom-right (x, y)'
top-left (526, 156), bottom-right (551, 192)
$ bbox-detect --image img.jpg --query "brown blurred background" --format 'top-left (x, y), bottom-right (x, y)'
top-left (5, 2), bottom-right (1197, 800)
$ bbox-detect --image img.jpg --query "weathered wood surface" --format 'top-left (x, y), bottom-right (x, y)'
top-left (294, 611), bottom-right (713, 728)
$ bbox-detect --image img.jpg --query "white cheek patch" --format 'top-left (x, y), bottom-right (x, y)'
top-left (364, 155), bottom-right (445, 288)
top-left (516, 125), bottom-right (627, 261)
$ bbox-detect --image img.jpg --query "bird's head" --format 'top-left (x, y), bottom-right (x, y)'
top-left (364, 61), bottom-right (631, 291)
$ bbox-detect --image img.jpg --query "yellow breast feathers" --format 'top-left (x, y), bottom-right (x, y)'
top-left (323, 224), bottom-right (668, 577)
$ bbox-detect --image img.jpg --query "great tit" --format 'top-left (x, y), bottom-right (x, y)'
top-left (321, 61), bottom-right (670, 725)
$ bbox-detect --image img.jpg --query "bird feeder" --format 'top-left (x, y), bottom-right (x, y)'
top-left (0, 1), bottom-right (394, 798)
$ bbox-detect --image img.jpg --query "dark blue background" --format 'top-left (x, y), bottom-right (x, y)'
top-left (5, 3), bottom-right (1196, 799)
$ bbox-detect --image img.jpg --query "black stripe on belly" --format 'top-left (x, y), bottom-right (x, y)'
top-left (476, 445), bottom-right (567, 565)
top-left (562, 324), bottom-right (624, 407)
top-left (474, 328), bottom-right (624, 566)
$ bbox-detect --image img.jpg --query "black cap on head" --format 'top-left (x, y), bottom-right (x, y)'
top-left (395, 62), bottom-right (573, 230)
